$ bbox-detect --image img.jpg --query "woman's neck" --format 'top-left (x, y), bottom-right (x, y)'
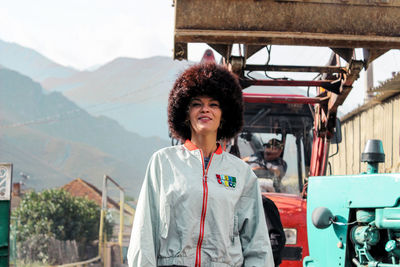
top-left (191, 134), bottom-right (217, 158)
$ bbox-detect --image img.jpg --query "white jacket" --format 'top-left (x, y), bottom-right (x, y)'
top-left (128, 140), bottom-right (274, 267)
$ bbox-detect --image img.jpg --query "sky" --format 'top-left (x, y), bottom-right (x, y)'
top-left (0, 0), bottom-right (399, 113)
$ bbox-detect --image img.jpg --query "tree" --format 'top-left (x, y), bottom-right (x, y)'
top-left (13, 188), bottom-right (113, 263)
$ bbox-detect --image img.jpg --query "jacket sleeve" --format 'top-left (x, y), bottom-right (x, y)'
top-left (237, 167), bottom-right (274, 267)
top-left (127, 153), bottom-right (161, 267)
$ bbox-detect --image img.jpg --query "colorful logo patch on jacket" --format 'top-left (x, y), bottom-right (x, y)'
top-left (216, 174), bottom-right (236, 188)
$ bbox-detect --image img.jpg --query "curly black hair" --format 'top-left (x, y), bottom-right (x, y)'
top-left (168, 63), bottom-right (243, 141)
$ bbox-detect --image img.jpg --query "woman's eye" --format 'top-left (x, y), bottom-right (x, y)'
top-left (191, 102), bottom-right (201, 107)
top-left (210, 103), bottom-right (220, 108)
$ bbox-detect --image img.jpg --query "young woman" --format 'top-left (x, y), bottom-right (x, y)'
top-left (128, 63), bottom-right (273, 267)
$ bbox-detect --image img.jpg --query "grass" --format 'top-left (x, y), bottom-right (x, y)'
top-left (12, 260), bottom-right (45, 267)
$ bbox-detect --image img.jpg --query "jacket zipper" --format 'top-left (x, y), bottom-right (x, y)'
top-left (195, 150), bottom-right (214, 267)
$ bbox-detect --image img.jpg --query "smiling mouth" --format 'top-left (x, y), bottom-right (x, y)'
top-left (198, 116), bottom-right (211, 121)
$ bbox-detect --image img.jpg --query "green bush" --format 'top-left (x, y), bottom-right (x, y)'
top-left (13, 189), bottom-right (113, 263)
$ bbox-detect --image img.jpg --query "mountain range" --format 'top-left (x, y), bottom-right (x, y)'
top-left (0, 63), bottom-right (168, 198)
top-left (0, 39), bottom-right (191, 138)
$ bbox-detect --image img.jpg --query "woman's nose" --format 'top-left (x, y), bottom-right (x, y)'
top-left (200, 104), bottom-right (210, 112)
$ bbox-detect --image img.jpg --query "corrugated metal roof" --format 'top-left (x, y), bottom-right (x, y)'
top-left (341, 73), bottom-right (400, 122)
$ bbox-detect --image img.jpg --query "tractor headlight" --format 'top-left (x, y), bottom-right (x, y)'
top-left (284, 228), bottom-right (297, 245)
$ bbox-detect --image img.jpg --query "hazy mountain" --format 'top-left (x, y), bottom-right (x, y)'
top-left (0, 39), bottom-right (78, 82)
top-left (0, 68), bottom-right (169, 197)
top-left (42, 56), bottom-right (191, 138)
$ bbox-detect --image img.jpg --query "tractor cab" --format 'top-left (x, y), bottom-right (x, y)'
top-left (230, 93), bottom-right (314, 195)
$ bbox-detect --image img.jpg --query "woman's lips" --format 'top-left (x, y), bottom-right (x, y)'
top-left (198, 116), bottom-right (211, 122)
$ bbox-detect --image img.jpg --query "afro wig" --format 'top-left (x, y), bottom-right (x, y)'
top-left (168, 63), bottom-right (243, 141)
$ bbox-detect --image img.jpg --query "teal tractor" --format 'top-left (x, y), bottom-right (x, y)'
top-left (304, 140), bottom-right (400, 267)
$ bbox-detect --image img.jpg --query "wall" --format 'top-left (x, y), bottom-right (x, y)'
top-left (328, 94), bottom-right (400, 175)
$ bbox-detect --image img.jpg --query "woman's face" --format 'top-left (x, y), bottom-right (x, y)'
top-left (188, 96), bottom-right (222, 138)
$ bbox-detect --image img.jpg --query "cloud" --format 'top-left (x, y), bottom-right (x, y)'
top-left (0, 0), bottom-right (175, 69)
top-left (0, 7), bottom-right (42, 53)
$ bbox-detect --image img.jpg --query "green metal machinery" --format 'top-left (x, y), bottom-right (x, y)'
top-left (0, 163), bottom-right (13, 267)
top-left (304, 140), bottom-right (400, 266)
